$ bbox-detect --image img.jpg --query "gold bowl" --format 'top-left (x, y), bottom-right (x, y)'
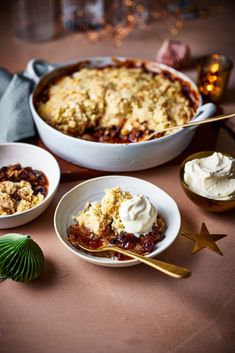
top-left (180, 151), bottom-right (235, 212)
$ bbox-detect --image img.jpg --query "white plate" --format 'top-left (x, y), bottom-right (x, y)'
top-left (54, 176), bottom-right (181, 267)
top-left (0, 143), bottom-right (60, 229)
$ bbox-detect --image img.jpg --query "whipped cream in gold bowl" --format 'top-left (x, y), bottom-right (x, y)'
top-left (184, 152), bottom-right (235, 200)
top-left (180, 151), bottom-right (235, 212)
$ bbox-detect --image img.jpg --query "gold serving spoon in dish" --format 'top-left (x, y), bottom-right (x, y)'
top-left (77, 242), bottom-right (191, 279)
top-left (145, 112), bottom-right (235, 141)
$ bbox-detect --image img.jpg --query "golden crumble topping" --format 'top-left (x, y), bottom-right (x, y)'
top-left (74, 202), bottom-right (106, 235)
top-left (0, 181), bottom-right (44, 215)
top-left (101, 187), bottom-right (132, 233)
top-left (38, 67), bottom-right (197, 142)
top-left (0, 164), bottom-right (48, 216)
top-left (73, 187), bottom-right (132, 236)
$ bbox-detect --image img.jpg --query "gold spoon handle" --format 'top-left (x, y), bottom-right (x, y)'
top-left (104, 246), bottom-right (191, 278)
top-left (147, 112), bottom-right (235, 140)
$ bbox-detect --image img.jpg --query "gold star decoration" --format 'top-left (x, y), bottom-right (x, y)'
top-left (181, 223), bottom-right (227, 255)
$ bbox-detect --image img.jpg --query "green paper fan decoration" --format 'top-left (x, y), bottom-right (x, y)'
top-left (0, 233), bottom-right (44, 282)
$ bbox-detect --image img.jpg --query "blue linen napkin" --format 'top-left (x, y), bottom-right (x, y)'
top-left (0, 68), bottom-right (35, 143)
top-left (0, 59), bottom-right (56, 143)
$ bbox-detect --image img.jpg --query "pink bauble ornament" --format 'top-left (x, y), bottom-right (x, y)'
top-left (156, 40), bottom-right (191, 69)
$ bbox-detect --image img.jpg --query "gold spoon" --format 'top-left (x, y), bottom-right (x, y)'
top-left (145, 112), bottom-right (235, 141)
top-left (77, 242), bottom-right (191, 278)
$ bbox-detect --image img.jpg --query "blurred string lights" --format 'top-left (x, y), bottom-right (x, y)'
top-left (75, 0), bottom-right (150, 46)
top-left (62, 0), bottom-right (228, 46)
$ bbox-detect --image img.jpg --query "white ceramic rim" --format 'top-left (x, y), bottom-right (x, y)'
top-left (30, 56), bottom-right (202, 148)
top-left (54, 175), bottom-right (181, 266)
top-left (0, 142), bottom-right (61, 220)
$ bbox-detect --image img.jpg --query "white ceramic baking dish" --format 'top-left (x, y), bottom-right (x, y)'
top-left (27, 57), bottom-right (216, 172)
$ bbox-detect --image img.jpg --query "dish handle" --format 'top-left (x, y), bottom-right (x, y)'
top-left (24, 59), bottom-right (56, 84)
top-left (193, 103), bottom-right (216, 123)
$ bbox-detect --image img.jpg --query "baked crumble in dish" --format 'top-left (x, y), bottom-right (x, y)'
top-left (0, 164), bottom-right (48, 216)
top-left (68, 186), bottom-right (166, 260)
top-left (37, 65), bottom-right (198, 143)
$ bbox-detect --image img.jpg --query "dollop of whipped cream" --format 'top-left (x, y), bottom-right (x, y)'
top-left (184, 152), bottom-right (235, 200)
top-left (119, 195), bottom-right (157, 237)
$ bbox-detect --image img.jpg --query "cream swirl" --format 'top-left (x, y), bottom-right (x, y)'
top-left (119, 195), bottom-right (157, 237)
top-left (184, 152), bottom-right (235, 200)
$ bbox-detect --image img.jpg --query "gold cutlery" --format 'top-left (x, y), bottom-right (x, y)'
top-left (145, 112), bottom-right (235, 141)
top-left (77, 242), bottom-right (191, 279)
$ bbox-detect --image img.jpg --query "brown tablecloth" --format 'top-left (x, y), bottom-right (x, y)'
top-left (1, 149), bottom-right (235, 353)
top-left (0, 2), bottom-right (235, 352)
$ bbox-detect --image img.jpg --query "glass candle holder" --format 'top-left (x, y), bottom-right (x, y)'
top-left (11, 0), bottom-right (61, 42)
top-left (62, 0), bottom-right (105, 32)
top-left (197, 54), bottom-right (233, 102)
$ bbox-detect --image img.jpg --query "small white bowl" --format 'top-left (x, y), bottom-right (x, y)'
top-left (54, 175), bottom-right (181, 267)
top-left (0, 143), bottom-right (60, 229)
